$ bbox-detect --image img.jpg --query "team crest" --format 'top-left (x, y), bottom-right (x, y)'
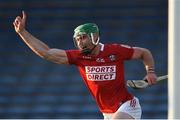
top-left (109, 55), bottom-right (116, 61)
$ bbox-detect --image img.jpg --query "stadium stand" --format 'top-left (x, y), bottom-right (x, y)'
top-left (0, 0), bottom-right (167, 118)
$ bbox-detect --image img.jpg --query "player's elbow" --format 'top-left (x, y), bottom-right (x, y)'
top-left (42, 51), bottom-right (52, 61)
top-left (42, 50), bottom-right (58, 63)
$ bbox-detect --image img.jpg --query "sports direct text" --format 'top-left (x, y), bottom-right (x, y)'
top-left (85, 66), bottom-right (116, 81)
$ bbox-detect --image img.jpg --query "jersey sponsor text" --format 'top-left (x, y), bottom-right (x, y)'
top-left (85, 66), bottom-right (116, 81)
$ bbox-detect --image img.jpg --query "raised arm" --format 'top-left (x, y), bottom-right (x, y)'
top-left (131, 47), bottom-right (157, 85)
top-left (13, 11), bottom-right (68, 64)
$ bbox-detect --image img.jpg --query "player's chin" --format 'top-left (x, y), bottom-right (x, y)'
top-left (77, 46), bottom-right (83, 50)
top-left (79, 46), bottom-right (88, 50)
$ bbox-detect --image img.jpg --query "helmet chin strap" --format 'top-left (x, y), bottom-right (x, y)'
top-left (91, 33), bottom-right (100, 45)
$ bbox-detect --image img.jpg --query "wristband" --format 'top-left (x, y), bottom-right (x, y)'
top-left (146, 66), bottom-right (155, 73)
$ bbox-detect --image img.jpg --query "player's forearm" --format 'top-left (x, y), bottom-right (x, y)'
top-left (142, 49), bottom-right (155, 73)
top-left (18, 29), bottom-right (50, 58)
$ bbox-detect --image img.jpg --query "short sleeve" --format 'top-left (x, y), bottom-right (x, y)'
top-left (65, 50), bottom-right (80, 65)
top-left (117, 44), bottom-right (134, 60)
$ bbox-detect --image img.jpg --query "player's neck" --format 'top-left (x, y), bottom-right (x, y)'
top-left (90, 44), bottom-right (101, 55)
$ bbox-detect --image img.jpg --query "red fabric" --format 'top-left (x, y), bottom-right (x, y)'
top-left (66, 43), bottom-right (134, 113)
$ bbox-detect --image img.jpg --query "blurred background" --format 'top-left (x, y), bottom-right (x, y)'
top-left (0, 0), bottom-right (167, 119)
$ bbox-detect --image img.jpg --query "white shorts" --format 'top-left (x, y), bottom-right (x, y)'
top-left (103, 97), bottom-right (142, 119)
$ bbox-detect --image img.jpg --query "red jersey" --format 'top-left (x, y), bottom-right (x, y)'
top-left (65, 43), bottom-right (134, 113)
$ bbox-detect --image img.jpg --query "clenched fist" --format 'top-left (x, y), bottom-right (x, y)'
top-left (13, 11), bottom-right (26, 33)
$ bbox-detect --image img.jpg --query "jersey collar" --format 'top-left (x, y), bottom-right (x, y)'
top-left (99, 43), bottom-right (104, 51)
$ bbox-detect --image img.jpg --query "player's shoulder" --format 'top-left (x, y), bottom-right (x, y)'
top-left (104, 43), bottom-right (118, 47)
top-left (65, 49), bottom-right (81, 56)
top-left (105, 43), bottom-right (131, 49)
top-left (104, 43), bottom-right (122, 48)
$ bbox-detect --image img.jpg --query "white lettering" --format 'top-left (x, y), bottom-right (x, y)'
top-left (85, 66), bottom-right (116, 81)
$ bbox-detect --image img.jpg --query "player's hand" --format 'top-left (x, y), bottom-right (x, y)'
top-left (144, 72), bottom-right (157, 85)
top-left (13, 11), bottom-right (27, 33)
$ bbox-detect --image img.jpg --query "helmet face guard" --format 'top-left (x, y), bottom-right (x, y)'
top-left (73, 23), bottom-right (100, 49)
